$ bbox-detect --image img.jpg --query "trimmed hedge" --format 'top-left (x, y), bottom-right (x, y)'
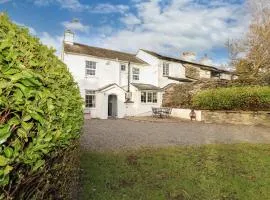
top-left (192, 86), bottom-right (270, 111)
top-left (0, 14), bottom-right (83, 199)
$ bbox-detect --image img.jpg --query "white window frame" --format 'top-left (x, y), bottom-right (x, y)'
top-left (121, 64), bottom-right (126, 71)
top-left (163, 62), bottom-right (169, 77)
top-left (141, 91), bottom-right (146, 103)
top-left (85, 61), bottom-right (96, 76)
top-left (85, 90), bottom-right (96, 108)
top-left (141, 91), bottom-right (158, 103)
top-left (132, 67), bottom-right (140, 80)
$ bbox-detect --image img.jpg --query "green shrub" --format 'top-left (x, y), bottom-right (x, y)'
top-left (192, 86), bottom-right (270, 111)
top-left (0, 14), bottom-right (83, 199)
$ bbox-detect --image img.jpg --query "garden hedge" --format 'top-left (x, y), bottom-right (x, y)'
top-left (192, 86), bottom-right (270, 111)
top-left (0, 14), bottom-right (83, 199)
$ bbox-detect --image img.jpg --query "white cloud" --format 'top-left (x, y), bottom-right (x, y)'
top-left (120, 14), bottom-right (141, 26)
top-left (91, 3), bottom-right (129, 14)
top-left (14, 21), bottom-right (37, 35)
top-left (32, 0), bottom-right (85, 11)
top-left (39, 32), bottom-right (63, 56)
top-left (31, 0), bottom-right (129, 13)
top-left (97, 25), bottom-right (114, 36)
top-left (62, 20), bottom-right (90, 33)
top-left (57, 0), bottom-right (84, 11)
top-left (32, 0), bottom-right (51, 6)
top-left (14, 20), bottom-right (62, 57)
top-left (99, 0), bottom-right (249, 63)
top-left (0, 0), bottom-right (11, 3)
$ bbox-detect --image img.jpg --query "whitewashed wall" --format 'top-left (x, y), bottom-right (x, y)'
top-left (137, 50), bottom-right (187, 88)
top-left (98, 86), bottom-right (127, 119)
top-left (63, 53), bottom-right (121, 89)
top-left (136, 50), bottom-right (159, 66)
top-left (136, 50), bottom-right (159, 86)
top-left (199, 69), bottom-right (211, 79)
top-left (126, 85), bottom-right (163, 116)
top-left (220, 73), bottom-right (232, 80)
top-left (171, 108), bottom-right (202, 121)
top-left (158, 60), bottom-right (186, 88)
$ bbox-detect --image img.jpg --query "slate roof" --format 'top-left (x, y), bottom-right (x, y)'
top-left (167, 76), bottom-right (194, 82)
top-left (64, 43), bottom-right (147, 65)
top-left (131, 83), bottom-right (161, 91)
top-left (141, 49), bottom-right (231, 73)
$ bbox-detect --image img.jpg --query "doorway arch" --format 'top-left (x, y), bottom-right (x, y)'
top-left (108, 94), bottom-right (118, 118)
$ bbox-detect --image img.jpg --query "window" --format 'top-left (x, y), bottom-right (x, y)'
top-left (141, 92), bottom-right (146, 103)
top-left (141, 91), bottom-right (157, 103)
top-left (147, 92), bottom-right (153, 103)
top-left (133, 67), bottom-right (140, 80)
top-left (121, 64), bottom-right (126, 71)
top-left (85, 90), bottom-right (95, 108)
top-left (85, 61), bottom-right (96, 76)
top-left (163, 62), bottom-right (169, 76)
top-left (153, 92), bottom-right (157, 103)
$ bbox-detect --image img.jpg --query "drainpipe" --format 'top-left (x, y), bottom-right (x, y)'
top-left (128, 61), bottom-right (131, 92)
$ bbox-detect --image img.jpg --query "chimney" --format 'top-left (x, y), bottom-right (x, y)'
top-left (181, 52), bottom-right (196, 62)
top-left (64, 29), bottom-right (74, 45)
top-left (200, 54), bottom-right (213, 65)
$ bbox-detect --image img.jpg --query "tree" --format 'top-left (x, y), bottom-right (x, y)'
top-left (229, 0), bottom-right (270, 82)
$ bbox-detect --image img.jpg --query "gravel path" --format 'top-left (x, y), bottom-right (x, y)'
top-left (81, 119), bottom-right (270, 151)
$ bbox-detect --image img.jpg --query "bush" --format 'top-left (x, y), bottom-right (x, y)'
top-left (0, 14), bottom-right (83, 199)
top-left (192, 86), bottom-right (270, 111)
top-left (163, 79), bottom-right (231, 108)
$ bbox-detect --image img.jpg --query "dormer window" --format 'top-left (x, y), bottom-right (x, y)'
top-left (85, 61), bottom-right (96, 76)
top-left (163, 62), bottom-right (169, 76)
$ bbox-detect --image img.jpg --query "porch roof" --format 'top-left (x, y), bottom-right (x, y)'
top-left (98, 83), bottom-right (126, 92)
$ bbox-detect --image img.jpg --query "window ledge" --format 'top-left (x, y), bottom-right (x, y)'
top-left (85, 76), bottom-right (98, 79)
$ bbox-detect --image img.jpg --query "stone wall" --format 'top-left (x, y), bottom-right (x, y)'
top-left (171, 108), bottom-right (202, 121)
top-left (185, 64), bottom-right (200, 79)
top-left (202, 110), bottom-right (270, 127)
top-left (162, 79), bottom-right (230, 108)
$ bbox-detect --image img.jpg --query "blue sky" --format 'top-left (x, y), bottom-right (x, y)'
top-left (0, 0), bottom-right (249, 68)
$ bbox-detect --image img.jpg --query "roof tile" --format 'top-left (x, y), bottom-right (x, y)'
top-left (64, 43), bottom-right (146, 64)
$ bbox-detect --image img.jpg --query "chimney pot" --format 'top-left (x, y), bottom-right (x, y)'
top-left (181, 52), bottom-right (196, 62)
top-left (200, 54), bottom-right (213, 65)
top-left (64, 29), bottom-right (74, 45)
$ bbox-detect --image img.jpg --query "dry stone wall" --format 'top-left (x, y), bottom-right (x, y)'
top-left (202, 111), bottom-right (270, 127)
top-left (162, 79), bottom-right (230, 108)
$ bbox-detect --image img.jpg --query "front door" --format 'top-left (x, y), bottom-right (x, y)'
top-left (108, 95), bottom-right (117, 118)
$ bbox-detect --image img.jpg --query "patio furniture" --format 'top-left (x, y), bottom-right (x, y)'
top-left (162, 107), bottom-right (172, 118)
top-left (152, 107), bottom-right (172, 118)
top-left (152, 107), bottom-right (161, 117)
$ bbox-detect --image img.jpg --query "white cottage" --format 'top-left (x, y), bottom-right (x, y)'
top-left (62, 30), bottom-right (235, 119)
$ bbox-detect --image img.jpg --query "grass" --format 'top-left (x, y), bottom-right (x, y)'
top-left (79, 144), bottom-right (270, 200)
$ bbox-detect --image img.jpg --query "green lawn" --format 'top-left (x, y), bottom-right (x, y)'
top-left (80, 144), bottom-right (270, 200)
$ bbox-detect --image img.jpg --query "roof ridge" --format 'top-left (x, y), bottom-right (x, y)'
top-left (140, 49), bottom-right (228, 71)
top-left (74, 42), bottom-right (136, 56)
top-left (64, 42), bottom-right (147, 64)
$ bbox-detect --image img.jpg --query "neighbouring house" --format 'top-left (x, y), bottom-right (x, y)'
top-left (61, 30), bottom-right (236, 119)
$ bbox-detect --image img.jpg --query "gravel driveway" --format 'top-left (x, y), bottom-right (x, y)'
top-left (81, 119), bottom-right (270, 151)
